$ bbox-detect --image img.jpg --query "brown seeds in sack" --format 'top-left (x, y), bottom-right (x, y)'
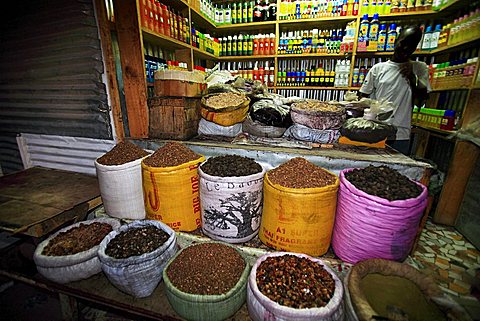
top-left (143, 142), bottom-right (201, 167)
top-left (97, 141), bottom-right (149, 166)
top-left (166, 243), bottom-right (245, 295)
top-left (200, 155), bottom-right (262, 177)
top-left (205, 93), bottom-right (248, 110)
top-left (345, 165), bottom-right (422, 201)
top-left (105, 226), bottom-right (169, 259)
top-left (268, 157), bottom-right (337, 188)
top-left (42, 222), bottom-right (113, 256)
top-left (256, 255), bottom-right (335, 309)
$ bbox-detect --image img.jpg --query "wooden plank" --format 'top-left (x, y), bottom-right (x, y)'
top-left (0, 167), bottom-right (100, 237)
top-left (434, 141), bottom-right (480, 225)
top-left (94, 0), bottom-right (125, 141)
top-left (113, 0), bottom-right (149, 138)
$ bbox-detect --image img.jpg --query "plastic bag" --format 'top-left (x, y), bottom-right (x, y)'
top-left (450, 114), bottom-right (480, 147)
top-left (340, 118), bottom-right (397, 143)
top-left (283, 124), bottom-right (340, 144)
top-left (242, 115), bottom-right (287, 138)
top-left (250, 99), bottom-right (291, 127)
top-left (198, 118), bottom-right (243, 137)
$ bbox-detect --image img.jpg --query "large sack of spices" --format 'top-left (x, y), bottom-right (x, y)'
top-left (95, 141), bottom-right (150, 220)
top-left (259, 158), bottom-right (339, 256)
top-left (290, 100), bottom-right (346, 130)
top-left (33, 218), bottom-right (121, 284)
top-left (346, 258), bottom-right (472, 321)
top-left (199, 156), bottom-right (267, 243)
top-left (200, 92), bottom-right (250, 126)
top-left (98, 220), bottom-right (177, 298)
top-left (247, 252), bottom-right (344, 321)
top-left (142, 142), bottom-right (205, 232)
top-left (332, 167), bottom-right (428, 264)
top-left (163, 242), bottom-right (250, 321)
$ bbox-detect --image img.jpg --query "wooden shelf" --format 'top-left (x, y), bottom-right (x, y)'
top-left (142, 28), bottom-right (190, 50)
top-left (430, 86), bottom-right (471, 92)
top-left (427, 36), bottom-right (480, 54)
top-left (278, 15), bottom-right (358, 27)
top-left (192, 46), bottom-right (217, 60)
top-left (218, 55), bottom-right (275, 60)
top-left (216, 21), bottom-right (276, 31)
top-left (277, 53), bottom-right (351, 58)
top-left (413, 125), bottom-right (457, 136)
top-left (275, 86), bottom-right (355, 90)
top-left (189, 6), bottom-right (216, 30)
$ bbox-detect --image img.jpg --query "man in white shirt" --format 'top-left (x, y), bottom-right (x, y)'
top-left (360, 26), bottom-right (431, 155)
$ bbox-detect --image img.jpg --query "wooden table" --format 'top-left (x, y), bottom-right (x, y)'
top-left (0, 167), bottom-right (101, 238)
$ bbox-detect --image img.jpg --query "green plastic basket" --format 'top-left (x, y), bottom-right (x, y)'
top-left (162, 242), bottom-right (250, 321)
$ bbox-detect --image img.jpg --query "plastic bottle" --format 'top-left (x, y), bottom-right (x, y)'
top-left (385, 23), bottom-right (397, 51)
top-left (430, 24), bottom-right (441, 49)
top-left (269, 33), bottom-right (276, 55)
top-left (253, 35), bottom-right (259, 55)
top-left (384, 0), bottom-right (392, 13)
top-left (248, 1), bottom-right (254, 23)
top-left (377, 23), bottom-right (387, 51)
top-left (369, 13), bottom-right (380, 42)
top-left (242, 1), bottom-right (248, 23)
top-left (359, 14), bottom-right (370, 42)
top-left (421, 25), bottom-right (433, 50)
top-left (368, 0), bottom-right (377, 16)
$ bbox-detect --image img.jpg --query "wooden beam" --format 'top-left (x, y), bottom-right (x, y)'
top-left (434, 141), bottom-right (480, 225)
top-left (94, 0), bottom-right (125, 141)
top-left (112, 0), bottom-right (149, 138)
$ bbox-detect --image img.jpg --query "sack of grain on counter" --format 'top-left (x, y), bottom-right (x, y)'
top-left (200, 93), bottom-right (250, 126)
top-left (33, 218), bottom-right (121, 284)
top-left (247, 252), bottom-right (344, 321)
top-left (259, 158), bottom-right (340, 256)
top-left (98, 220), bottom-right (177, 298)
top-left (283, 124), bottom-right (340, 144)
top-left (199, 155), bottom-right (267, 243)
top-left (95, 141), bottom-right (150, 220)
top-left (163, 242), bottom-right (250, 321)
top-left (142, 142), bottom-right (205, 232)
top-left (332, 166), bottom-right (428, 264)
top-left (291, 100), bottom-right (346, 130)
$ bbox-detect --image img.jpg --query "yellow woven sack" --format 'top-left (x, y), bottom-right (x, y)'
top-left (259, 172), bottom-right (339, 256)
top-left (142, 156), bottom-right (205, 232)
top-left (200, 104), bottom-right (249, 126)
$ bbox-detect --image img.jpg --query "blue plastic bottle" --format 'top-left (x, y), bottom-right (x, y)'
top-left (385, 23), bottom-right (397, 52)
top-left (377, 23), bottom-right (387, 51)
top-left (359, 14), bottom-right (370, 41)
top-left (369, 13), bottom-right (380, 41)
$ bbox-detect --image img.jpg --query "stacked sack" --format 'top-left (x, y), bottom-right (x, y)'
top-left (284, 100), bottom-right (345, 144)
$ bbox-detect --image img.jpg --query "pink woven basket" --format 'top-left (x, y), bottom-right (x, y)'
top-left (331, 168), bottom-right (428, 264)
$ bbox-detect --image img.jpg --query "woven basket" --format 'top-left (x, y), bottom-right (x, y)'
top-left (163, 242), bottom-right (250, 321)
top-left (347, 259), bottom-right (471, 321)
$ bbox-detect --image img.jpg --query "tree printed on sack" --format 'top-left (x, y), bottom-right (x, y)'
top-left (203, 190), bottom-right (262, 238)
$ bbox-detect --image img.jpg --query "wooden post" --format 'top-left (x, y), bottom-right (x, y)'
top-left (112, 0), bottom-right (149, 138)
top-left (94, 0), bottom-right (125, 140)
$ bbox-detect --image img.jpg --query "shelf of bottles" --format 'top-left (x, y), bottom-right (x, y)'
top-left (278, 22), bottom-right (357, 55)
top-left (276, 58), bottom-right (353, 87)
top-left (277, 88), bottom-right (350, 100)
top-left (218, 32), bottom-right (276, 56)
top-left (219, 60), bottom-right (276, 87)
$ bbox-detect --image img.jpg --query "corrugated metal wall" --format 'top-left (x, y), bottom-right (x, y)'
top-left (0, 0), bottom-right (112, 174)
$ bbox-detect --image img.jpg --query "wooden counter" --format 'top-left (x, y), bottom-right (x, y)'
top-left (0, 167), bottom-right (101, 238)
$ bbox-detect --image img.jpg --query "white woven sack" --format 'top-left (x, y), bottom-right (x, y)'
top-left (199, 161), bottom-right (267, 243)
top-left (198, 118), bottom-right (242, 137)
top-left (247, 252), bottom-right (345, 321)
top-left (98, 220), bottom-right (177, 298)
top-left (283, 124), bottom-right (340, 143)
top-left (95, 155), bottom-right (148, 220)
top-left (33, 218), bottom-right (121, 284)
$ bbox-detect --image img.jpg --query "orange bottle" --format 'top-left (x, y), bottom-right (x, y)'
top-left (253, 35), bottom-right (259, 55)
top-left (147, 0), bottom-right (155, 31)
top-left (259, 34), bottom-right (265, 55)
top-left (162, 5), bottom-right (170, 37)
top-left (269, 33), bottom-right (275, 55)
top-left (140, 0), bottom-right (148, 28)
top-left (156, 1), bottom-right (164, 34)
